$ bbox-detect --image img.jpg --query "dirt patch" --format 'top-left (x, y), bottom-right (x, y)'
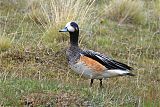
top-left (20, 91), bottom-right (93, 107)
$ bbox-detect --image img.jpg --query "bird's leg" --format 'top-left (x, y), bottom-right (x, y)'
top-left (90, 79), bottom-right (94, 87)
top-left (99, 79), bottom-right (103, 88)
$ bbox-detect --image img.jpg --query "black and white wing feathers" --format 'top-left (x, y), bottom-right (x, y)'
top-left (81, 50), bottom-right (134, 71)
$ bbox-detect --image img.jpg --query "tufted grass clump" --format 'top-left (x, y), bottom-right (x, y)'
top-left (27, 0), bottom-right (98, 51)
top-left (153, 0), bottom-right (160, 19)
top-left (27, 0), bottom-right (97, 26)
top-left (143, 0), bottom-right (160, 32)
top-left (105, 0), bottom-right (145, 24)
top-left (27, 0), bottom-right (48, 26)
top-left (155, 0), bottom-right (160, 14)
top-left (0, 36), bottom-right (12, 52)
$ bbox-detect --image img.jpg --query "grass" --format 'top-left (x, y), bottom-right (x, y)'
top-left (27, 0), bottom-right (98, 50)
top-left (0, 0), bottom-right (160, 106)
top-left (0, 36), bottom-right (12, 52)
top-left (105, 0), bottom-right (145, 24)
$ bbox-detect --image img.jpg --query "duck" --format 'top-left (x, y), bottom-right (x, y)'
top-left (59, 21), bottom-right (135, 88)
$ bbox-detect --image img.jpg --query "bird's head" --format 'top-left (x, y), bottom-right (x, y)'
top-left (59, 22), bottom-right (79, 33)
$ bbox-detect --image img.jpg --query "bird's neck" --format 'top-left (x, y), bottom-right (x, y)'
top-left (69, 32), bottom-right (79, 47)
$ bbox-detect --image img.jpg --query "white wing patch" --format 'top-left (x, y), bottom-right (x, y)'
top-left (95, 54), bottom-right (104, 61)
top-left (104, 69), bottom-right (129, 77)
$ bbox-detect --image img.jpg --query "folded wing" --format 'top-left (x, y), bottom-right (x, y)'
top-left (81, 50), bottom-right (133, 71)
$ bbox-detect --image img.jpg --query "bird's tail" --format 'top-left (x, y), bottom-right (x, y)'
top-left (126, 73), bottom-right (135, 76)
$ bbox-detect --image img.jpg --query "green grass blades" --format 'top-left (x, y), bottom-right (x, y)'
top-left (0, 0), bottom-right (160, 106)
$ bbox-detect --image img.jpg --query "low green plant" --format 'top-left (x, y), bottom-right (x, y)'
top-left (0, 36), bottom-right (12, 52)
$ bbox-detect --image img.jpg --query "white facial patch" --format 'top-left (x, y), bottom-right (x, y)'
top-left (65, 22), bottom-right (71, 27)
top-left (65, 22), bottom-right (75, 32)
top-left (67, 25), bottom-right (75, 32)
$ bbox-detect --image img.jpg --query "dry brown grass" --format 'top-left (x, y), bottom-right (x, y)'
top-left (105, 0), bottom-right (145, 24)
top-left (27, 0), bottom-right (98, 50)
